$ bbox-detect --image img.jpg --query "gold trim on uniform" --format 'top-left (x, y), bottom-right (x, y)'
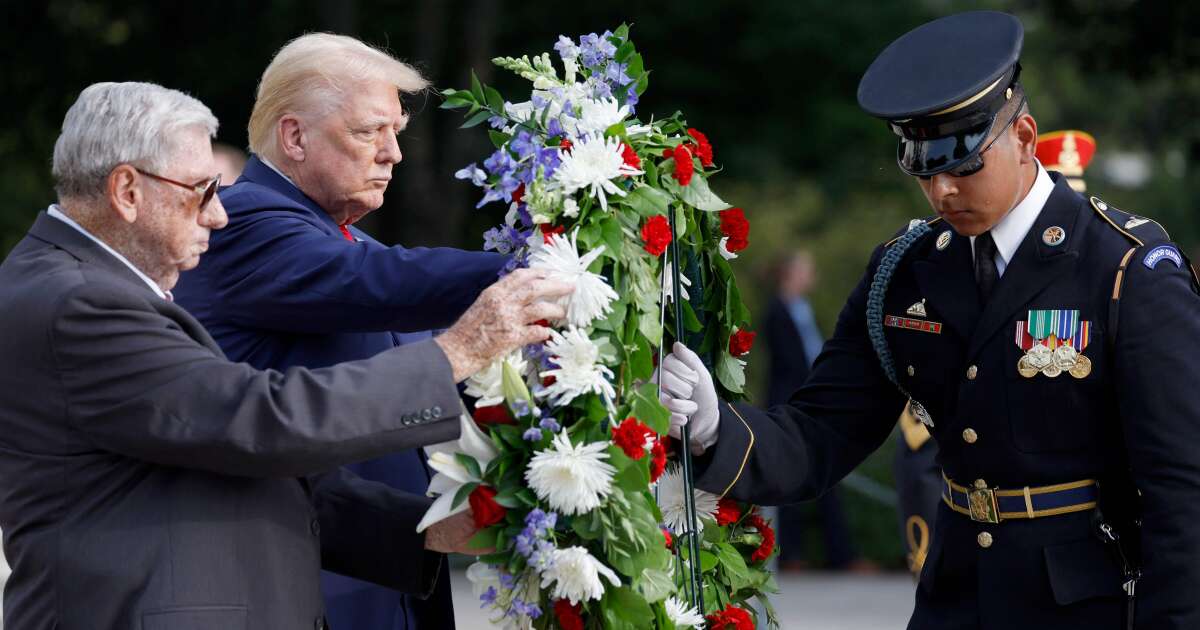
top-left (719, 403), bottom-right (756, 499)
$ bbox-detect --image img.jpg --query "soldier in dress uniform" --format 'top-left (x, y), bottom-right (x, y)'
top-left (892, 128), bottom-right (1102, 579)
top-left (657, 11), bottom-right (1200, 630)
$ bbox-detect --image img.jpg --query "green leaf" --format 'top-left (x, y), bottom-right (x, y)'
top-left (633, 568), bottom-right (674, 603)
top-left (604, 122), bottom-right (627, 139)
top-left (484, 85), bottom-right (505, 114)
top-left (661, 172), bottom-right (732, 212)
top-left (455, 453), bottom-right (482, 480)
top-left (715, 351), bottom-right (746, 394)
top-left (615, 41), bottom-right (636, 63)
top-left (602, 586), bottom-right (655, 630)
top-left (627, 53), bottom-right (644, 79)
top-left (715, 542), bottom-right (753, 591)
top-left (698, 549), bottom-right (720, 572)
top-left (629, 334), bottom-right (654, 382)
top-left (624, 185), bottom-right (672, 218)
top-left (468, 525), bottom-right (498, 550)
top-left (451, 481), bottom-right (478, 510)
top-left (613, 23), bottom-right (630, 41)
top-left (461, 110), bottom-right (493, 129)
top-left (490, 488), bottom-right (521, 509)
top-left (469, 70), bottom-right (485, 102)
top-left (631, 382), bottom-right (670, 435)
top-left (501, 360), bottom-right (532, 405)
top-left (488, 130), bottom-right (511, 149)
top-left (515, 488), bottom-right (538, 508)
top-left (680, 300), bottom-right (703, 333)
top-left (600, 216), bottom-right (624, 260)
top-left (572, 510), bottom-right (604, 540)
top-left (612, 455), bottom-right (650, 493)
top-left (637, 311), bottom-right (663, 348)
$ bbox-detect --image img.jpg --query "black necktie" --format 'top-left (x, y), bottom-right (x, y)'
top-left (975, 231), bottom-right (999, 302)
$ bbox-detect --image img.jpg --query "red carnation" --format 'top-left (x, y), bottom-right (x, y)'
top-left (559, 139), bottom-right (573, 152)
top-left (707, 604), bottom-right (754, 630)
top-left (467, 485), bottom-right (507, 529)
top-left (662, 527), bottom-right (674, 549)
top-left (719, 207), bottom-right (750, 252)
top-left (540, 223), bottom-right (566, 244)
top-left (612, 416), bottom-right (656, 460)
top-left (670, 145), bottom-right (694, 186)
top-left (715, 498), bottom-right (743, 526)
top-left (511, 183), bottom-right (525, 203)
top-left (687, 128), bottom-right (714, 167)
top-left (554, 599), bottom-right (584, 630)
top-left (649, 438), bottom-right (668, 483)
top-left (749, 513), bottom-right (776, 563)
top-left (473, 404), bottom-right (514, 426)
top-left (620, 142), bottom-right (641, 170)
top-left (640, 215), bottom-right (672, 256)
top-left (728, 328), bottom-right (756, 357)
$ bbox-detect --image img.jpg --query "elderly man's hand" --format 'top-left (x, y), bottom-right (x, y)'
top-left (423, 510), bottom-right (493, 554)
top-left (435, 268), bottom-right (572, 381)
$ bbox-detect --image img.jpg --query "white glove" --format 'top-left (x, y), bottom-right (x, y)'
top-left (655, 342), bottom-right (720, 454)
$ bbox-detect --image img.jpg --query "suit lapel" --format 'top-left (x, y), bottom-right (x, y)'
top-left (240, 155), bottom-right (344, 237)
top-left (28, 212), bottom-right (161, 299)
top-left (913, 225), bottom-right (980, 341)
top-left (967, 178), bottom-right (1083, 360)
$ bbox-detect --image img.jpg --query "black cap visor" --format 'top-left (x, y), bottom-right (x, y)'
top-left (894, 116), bottom-right (994, 177)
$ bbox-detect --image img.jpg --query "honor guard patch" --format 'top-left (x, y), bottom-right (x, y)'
top-left (1143, 245), bottom-right (1183, 270)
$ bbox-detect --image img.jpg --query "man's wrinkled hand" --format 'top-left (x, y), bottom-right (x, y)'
top-left (435, 268), bottom-right (573, 381)
top-left (423, 510), bottom-right (494, 555)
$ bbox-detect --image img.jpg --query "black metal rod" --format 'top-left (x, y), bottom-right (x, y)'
top-left (667, 206), bottom-right (705, 612)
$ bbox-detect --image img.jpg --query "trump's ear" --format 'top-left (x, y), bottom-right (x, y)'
top-left (278, 114), bottom-right (306, 163)
top-left (107, 164), bottom-right (141, 224)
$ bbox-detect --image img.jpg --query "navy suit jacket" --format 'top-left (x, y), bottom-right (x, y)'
top-left (174, 156), bottom-right (506, 629)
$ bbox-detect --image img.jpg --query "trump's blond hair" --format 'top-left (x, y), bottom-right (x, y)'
top-left (247, 33), bottom-right (429, 163)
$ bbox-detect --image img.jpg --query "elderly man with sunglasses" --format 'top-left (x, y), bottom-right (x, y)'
top-left (0, 81), bottom-right (570, 630)
top-left (658, 11), bottom-right (1200, 630)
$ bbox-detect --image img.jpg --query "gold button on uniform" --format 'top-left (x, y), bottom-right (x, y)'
top-left (962, 428), bottom-right (978, 444)
top-left (977, 532), bottom-right (993, 548)
top-left (966, 365), bottom-right (978, 380)
top-left (907, 365), bottom-right (915, 377)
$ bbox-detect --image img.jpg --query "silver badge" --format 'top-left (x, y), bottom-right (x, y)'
top-left (1125, 217), bottom-right (1149, 229)
top-left (906, 299), bottom-right (928, 317)
top-left (910, 399), bottom-right (934, 428)
top-left (936, 231), bottom-right (952, 251)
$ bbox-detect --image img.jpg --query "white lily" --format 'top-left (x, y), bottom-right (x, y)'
top-left (416, 413), bottom-right (500, 532)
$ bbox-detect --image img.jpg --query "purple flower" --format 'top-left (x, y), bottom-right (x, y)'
top-left (522, 427), bottom-right (543, 441)
top-left (546, 118), bottom-right (565, 138)
top-left (455, 163), bottom-right (488, 187)
top-left (512, 398), bottom-right (532, 418)
top-left (604, 62), bottom-right (633, 87)
top-left (515, 531), bottom-right (535, 557)
top-left (499, 572), bottom-right (516, 590)
top-left (539, 417), bottom-right (561, 433)
top-left (579, 32), bottom-right (617, 67)
top-left (510, 131), bottom-right (538, 161)
top-left (625, 85), bottom-right (640, 112)
top-left (591, 81), bottom-right (613, 100)
top-left (484, 148), bottom-right (515, 176)
top-left (479, 586), bottom-right (498, 606)
top-left (499, 252), bottom-right (529, 277)
top-left (488, 115), bottom-right (507, 129)
top-left (554, 35), bottom-right (578, 60)
top-left (482, 227), bottom-right (513, 254)
top-left (535, 147), bottom-right (561, 178)
top-left (475, 187), bottom-right (507, 209)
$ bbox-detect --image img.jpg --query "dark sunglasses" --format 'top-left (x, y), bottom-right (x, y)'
top-left (919, 95), bottom-right (1027, 180)
top-left (135, 168), bottom-right (221, 208)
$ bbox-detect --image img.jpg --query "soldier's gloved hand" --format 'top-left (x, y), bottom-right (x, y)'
top-left (656, 342), bottom-right (720, 455)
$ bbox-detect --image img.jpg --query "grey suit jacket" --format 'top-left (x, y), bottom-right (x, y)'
top-left (0, 213), bottom-right (463, 630)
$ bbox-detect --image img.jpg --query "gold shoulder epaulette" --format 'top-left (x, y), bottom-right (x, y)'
top-left (884, 216), bottom-right (944, 248)
top-left (1090, 196), bottom-right (1171, 247)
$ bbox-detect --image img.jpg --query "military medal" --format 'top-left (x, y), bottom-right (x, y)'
top-left (1014, 310), bottom-right (1092, 379)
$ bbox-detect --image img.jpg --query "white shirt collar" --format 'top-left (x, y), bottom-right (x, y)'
top-left (971, 161), bottom-right (1055, 276)
top-left (259, 156), bottom-right (299, 189)
top-left (47, 205), bottom-right (169, 300)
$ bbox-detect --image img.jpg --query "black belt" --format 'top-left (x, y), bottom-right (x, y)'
top-left (942, 473), bottom-right (1099, 524)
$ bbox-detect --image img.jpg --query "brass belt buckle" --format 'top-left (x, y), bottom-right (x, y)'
top-left (967, 482), bottom-right (1000, 524)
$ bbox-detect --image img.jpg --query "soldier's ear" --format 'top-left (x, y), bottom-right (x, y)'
top-left (1014, 114), bottom-right (1038, 165)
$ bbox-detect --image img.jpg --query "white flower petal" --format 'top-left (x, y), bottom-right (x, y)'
top-left (537, 327), bottom-right (617, 407)
top-left (416, 490), bottom-right (469, 533)
top-left (539, 546), bottom-right (621, 604)
top-left (655, 463), bottom-right (720, 533)
top-left (665, 596), bottom-right (706, 628)
top-left (417, 414), bottom-right (501, 532)
top-left (528, 229), bottom-right (618, 328)
top-left (525, 431), bottom-right (615, 516)
top-left (718, 236), bottom-right (739, 260)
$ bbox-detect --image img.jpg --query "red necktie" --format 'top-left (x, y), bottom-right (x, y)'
top-left (339, 225), bottom-right (354, 242)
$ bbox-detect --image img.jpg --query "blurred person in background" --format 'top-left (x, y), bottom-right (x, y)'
top-left (173, 33), bottom-right (508, 630)
top-left (211, 141), bottom-right (247, 185)
top-left (765, 251), bottom-right (875, 572)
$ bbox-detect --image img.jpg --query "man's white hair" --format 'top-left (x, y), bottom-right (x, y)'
top-left (52, 82), bottom-right (218, 200)
top-left (247, 33), bottom-right (429, 163)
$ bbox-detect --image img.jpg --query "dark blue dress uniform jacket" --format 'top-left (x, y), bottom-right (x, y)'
top-left (695, 174), bottom-right (1200, 630)
top-left (174, 156), bottom-right (506, 630)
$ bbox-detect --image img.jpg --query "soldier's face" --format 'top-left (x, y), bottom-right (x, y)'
top-left (916, 114), bottom-right (1038, 237)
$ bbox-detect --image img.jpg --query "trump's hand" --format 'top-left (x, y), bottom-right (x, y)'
top-left (656, 342), bottom-right (720, 454)
top-left (424, 510), bottom-right (494, 555)
top-left (435, 269), bottom-right (572, 381)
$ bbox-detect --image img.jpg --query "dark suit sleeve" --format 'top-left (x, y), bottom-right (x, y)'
top-left (1113, 249), bottom-right (1200, 629)
top-left (695, 250), bottom-right (907, 503)
top-left (209, 212), bottom-right (507, 334)
top-left (310, 467), bottom-right (445, 596)
top-left (50, 281), bottom-right (463, 478)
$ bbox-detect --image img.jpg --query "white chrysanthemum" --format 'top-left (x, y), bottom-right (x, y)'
top-left (528, 229), bottom-right (617, 328)
top-left (525, 431), bottom-right (616, 516)
top-left (463, 350), bottom-right (528, 408)
top-left (664, 596), bottom-right (706, 628)
top-left (562, 197), bottom-right (580, 218)
top-left (656, 463), bottom-right (720, 533)
top-left (539, 546), bottom-right (621, 604)
top-left (552, 133), bottom-right (641, 211)
top-left (661, 261), bottom-right (692, 303)
top-left (718, 236), bottom-right (739, 260)
top-left (575, 97), bottom-right (632, 137)
top-left (538, 327), bottom-right (617, 407)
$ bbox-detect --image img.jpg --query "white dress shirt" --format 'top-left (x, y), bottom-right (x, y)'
top-left (47, 205), bottom-right (169, 300)
top-left (970, 161), bottom-right (1055, 277)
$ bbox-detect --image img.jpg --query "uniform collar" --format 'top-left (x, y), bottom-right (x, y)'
top-left (47, 205), bottom-right (169, 300)
top-left (971, 160), bottom-right (1054, 269)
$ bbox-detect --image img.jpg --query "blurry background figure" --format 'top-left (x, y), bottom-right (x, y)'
top-left (764, 251), bottom-right (875, 572)
top-left (211, 142), bottom-right (247, 186)
top-left (891, 128), bottom-right (1099, 578)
